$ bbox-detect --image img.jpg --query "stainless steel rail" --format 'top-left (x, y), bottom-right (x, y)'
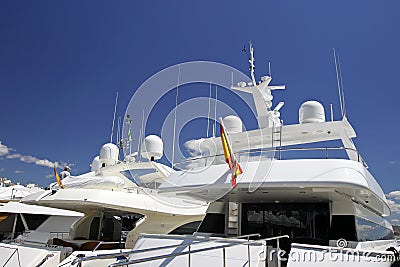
top-left (108, 235), bottom-right (289, 267)
top-left (72, 233), bottom-right (262, 264)
top-left (92, 241), bottom-right (126, 252)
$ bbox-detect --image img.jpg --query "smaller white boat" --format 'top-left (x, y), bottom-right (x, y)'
top-left (0, 202), bottom-right (83, 266)
top-left (0, 184), bottom-right (43, 204)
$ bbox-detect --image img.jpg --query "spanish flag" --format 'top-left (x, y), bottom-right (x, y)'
top-left (54, 167), bottom-right (64, 189)
top-left (219, 118), bottom-right (243, 188)
top-left (220, 120), bottom-right (233, 169)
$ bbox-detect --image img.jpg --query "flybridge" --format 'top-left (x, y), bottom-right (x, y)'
top-left (183, 42), bottom-right (360, 163)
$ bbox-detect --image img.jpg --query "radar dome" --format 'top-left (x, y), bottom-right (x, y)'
top-left (91, 156), bottom-right (100, 172)
top-left (99, 143), bottom-right (119, 167)
top-left (299, 101), bottom-right (325, 124)
top-left (223, 115), bottom-right (243, 133)
top-left (141, 135), bottom-right (163, 161)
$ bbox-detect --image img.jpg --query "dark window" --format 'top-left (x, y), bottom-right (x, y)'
top-left (169, 221), bottom-right (201, 235)
top-left (197, 214), bottom-right (225, 235)
top-left (329, 215), bottom-right (394, 242)
top-left (24, 214), bottom-right (50, 230)
top-left (89, 217), bottom-right (100, 240)
top-left (242, 203), bottom-right (329, 245)
top-left (329, 215), bottom-right (357, 241)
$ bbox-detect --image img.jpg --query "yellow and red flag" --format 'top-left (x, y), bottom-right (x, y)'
top-left (220, 121), bottom-right (233, 169)
top-left (219, 118), bottom-right (243, 188)
top-left (54, 167), bottom-right (64, 189)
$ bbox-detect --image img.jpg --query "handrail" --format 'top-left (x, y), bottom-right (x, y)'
top-left (108, 235), bottom-right (289, 266)
top-left (73, 233), bottom-right (262, 264)
top-left (174, 146), bottom-right (367, 169)
top-left (92, 241), bottom-right (126, 252)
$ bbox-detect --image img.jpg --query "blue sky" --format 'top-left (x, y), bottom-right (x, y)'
top-left (1, 1), bottom-right (400, 222)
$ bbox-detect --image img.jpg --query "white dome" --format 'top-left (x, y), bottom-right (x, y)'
top-left (141, 135), bottom-right (163, 161)
top-left (91, 156), bottom-right (100, 172)
top-left (223, 115), bottom-right (243, 134)
top-left (99, 143), bottom-right (119, 167)
top-left (299, 101), bottom-right (325, 124)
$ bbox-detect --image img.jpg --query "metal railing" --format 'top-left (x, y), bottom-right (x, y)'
top-left (108, 234), bottom-right (289, 267)
top-left (92, 241), bottom-right (126, 252)
top-left (174, 146), bottom-right (367, 170)
top-left (71, 233), bottom-right (262, 265)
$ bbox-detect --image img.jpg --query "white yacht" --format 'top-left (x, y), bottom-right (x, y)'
top-left (0, 135), bottom-right (207, 266)
top-left (0, 183), bottom-right (43, 205)
top-left (85, 44), bottom-right (400, 266)
top-left (0, 202), bottom-right (83, 266)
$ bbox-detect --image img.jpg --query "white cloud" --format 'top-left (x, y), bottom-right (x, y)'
top-left (184, 138), bottom-right (213, 157)
top-left (0, 142), bottom-right (10, 157)
top-left (0, 167), bottom-right (4, 172)
top-left (6, 153), bottom-right (60, 168)
top-left (45, 174), bottom-right (54, 179)
top-left (391, 219), bottom-right (400, 223)
top-left (14, 170), bottom-right (24, 174)
top-left (388, 191), bottom-right (400, 198)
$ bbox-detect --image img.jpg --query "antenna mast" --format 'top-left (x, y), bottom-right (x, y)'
top-left (213, 85), bottom-right (218, 137)
top-left (333, 49), bottom-right (344, 119)
top-left (110, 91), bottom-right (119, 143)
top-left (207, 82), bottom-right (212, 137)
top-left (249, 42), bottom-right (257, 85)
top-left (337, 54), bottom-right (347, 118)
top-left (171, 66), bottom-right (181, 168)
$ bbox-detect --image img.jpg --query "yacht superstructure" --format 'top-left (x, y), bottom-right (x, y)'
top-left (89, 43), bottom-right (399, 266)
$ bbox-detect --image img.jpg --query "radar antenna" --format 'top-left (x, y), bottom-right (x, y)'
top-left (232, 42), bottom-right (285, 128)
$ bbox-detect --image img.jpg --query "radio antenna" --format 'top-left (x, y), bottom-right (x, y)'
top-left (171, 66), bottom-right (181, 168)
top-left (207, 82), bottom-right (212, 137)
top-left (333, 49), bottom-right (344, 119)
top-left (268, 61), bottom-right (272, 77)
top-left (213, 85), bottom-right (218, 137)
top-left (337, 53), bottom-right (347, 118)
top-left (110, 91), bottom-right (118, 143)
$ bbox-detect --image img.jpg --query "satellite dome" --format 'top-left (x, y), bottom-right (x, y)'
top-left (299, 101), bottom-right (325, 124)
top-left (99, 143), bottom-right (119, 167)
top-left (223, 115), bottom-right (243, 134)
top-left (91, 156), bottom-right (100, 172)
top-left (141, 135), bottom-right (163, 161)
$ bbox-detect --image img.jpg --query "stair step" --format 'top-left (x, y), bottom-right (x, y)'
top-left (228, 216), bottom-right (238, 222)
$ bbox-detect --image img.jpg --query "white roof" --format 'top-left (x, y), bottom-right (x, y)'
top-left (0, 185), bottom-right (44, 200)
top-left (198, 120), bottom-right (356, 154)
top-left (0, 202), bottom-right (83, 217)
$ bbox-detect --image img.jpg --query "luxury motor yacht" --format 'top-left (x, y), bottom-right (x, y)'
top-left (82, 44), bottom-right (400, 266)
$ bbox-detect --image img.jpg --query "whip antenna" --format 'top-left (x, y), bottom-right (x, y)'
top-left (337, 53), bottom-right (347, 118)
top-left (207, 82), bottom-right (212, 137)
top-left (110, 91), bottom-right (119, 143)
top-left (333, 49), bottom-right (344, 119)
top-left (171, 66), bottom-right (181, 168)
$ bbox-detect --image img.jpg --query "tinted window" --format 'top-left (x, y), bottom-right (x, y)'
top-left (197, 214), bottom-right (225, 234)
top-left (242, 203), bottom-right (329, 245)
top-left (329, 215), bottom-right (357, 241)
top-left (170, 221), bottom-right (201, 235)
